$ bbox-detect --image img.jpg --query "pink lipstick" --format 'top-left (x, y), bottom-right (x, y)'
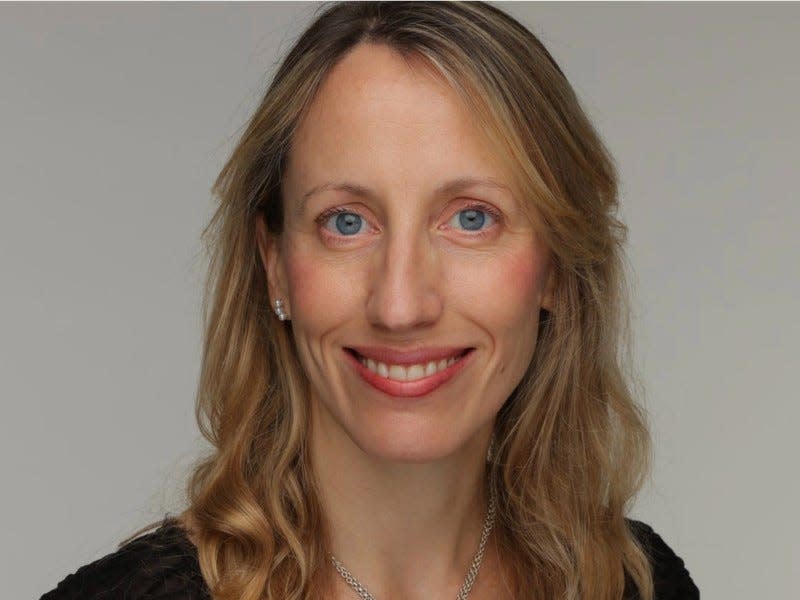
top-left (343, 346), bottom-right (474, 398)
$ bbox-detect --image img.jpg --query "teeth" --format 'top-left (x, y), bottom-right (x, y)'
top-left (407, 365), bottom-right (425, 379)
top-left (388, 364), bottom-right (407, 380)
top-left (359, 353), bottom-right (465, 382)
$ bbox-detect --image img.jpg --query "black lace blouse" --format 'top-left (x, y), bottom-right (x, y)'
top-left (40, 517), bottom-right (699, 599)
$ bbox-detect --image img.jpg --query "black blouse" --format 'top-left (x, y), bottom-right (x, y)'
top-left (40, 517), bottom-right (699, 599)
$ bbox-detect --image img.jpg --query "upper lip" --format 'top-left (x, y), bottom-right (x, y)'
top-left (347, 345), bottom-right (472, 366)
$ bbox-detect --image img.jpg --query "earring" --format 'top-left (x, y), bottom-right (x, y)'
top-left (486, 432), bottom-right (497, 463)
top-left (273, 298), bottom-right (289, 321)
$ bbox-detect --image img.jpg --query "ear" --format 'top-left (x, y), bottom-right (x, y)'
top-left (540, 260), bottom-right (557, 313)
top-left (255, 212), bottom-right (290, 316)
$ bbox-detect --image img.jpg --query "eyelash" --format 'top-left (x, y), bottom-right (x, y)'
top-left (315, 202), bottom-right (502, 240)
top-left (446, 202), bottom-right (502, 238)
top-left (315, 206), bottom-right (371, 239)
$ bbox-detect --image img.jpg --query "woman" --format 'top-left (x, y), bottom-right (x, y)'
top-left (42, 2), bottom-right (698, 599)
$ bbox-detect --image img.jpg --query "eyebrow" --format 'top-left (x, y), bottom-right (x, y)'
top-left (297, 176), bottom-right (512, 214)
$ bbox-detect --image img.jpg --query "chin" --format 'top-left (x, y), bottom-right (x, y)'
top-left (353, 426), bottom-right (468, 464)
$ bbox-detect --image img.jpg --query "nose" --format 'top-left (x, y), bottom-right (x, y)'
top-left (365, 227), bottom-right (443, 332)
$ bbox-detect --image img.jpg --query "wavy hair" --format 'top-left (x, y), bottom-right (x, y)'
top-left (179, 2), bottom-right (653, 599)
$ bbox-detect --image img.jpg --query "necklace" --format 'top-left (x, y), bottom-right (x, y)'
top-left (329, 484), bottom-right (497, 600)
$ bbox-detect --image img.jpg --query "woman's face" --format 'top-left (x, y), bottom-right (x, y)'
top-left (257, 43), bottom-right (554, 462)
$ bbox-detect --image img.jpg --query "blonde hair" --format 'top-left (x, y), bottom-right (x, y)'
top-left (181, 2), bottom-right (654, 599)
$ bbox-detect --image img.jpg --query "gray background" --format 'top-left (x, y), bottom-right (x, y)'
top-left (2, 3), bottom-right (797, 598)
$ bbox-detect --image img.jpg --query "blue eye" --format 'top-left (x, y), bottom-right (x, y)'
top-left (324, 211), bottom-right (365, 235)
top-left (450, 207), bottom-right (496, 231)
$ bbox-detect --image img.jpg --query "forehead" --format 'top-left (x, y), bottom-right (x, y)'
top-left (283, 43), bottom-right (512, 197)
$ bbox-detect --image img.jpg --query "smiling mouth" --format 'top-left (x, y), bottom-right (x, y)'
top-left (345, 348), bottom-right (472, 383)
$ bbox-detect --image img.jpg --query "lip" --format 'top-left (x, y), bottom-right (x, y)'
top-left (346, 345), bottom-right (471, 366)
top-left (343, 347), bottom-right (475, 398)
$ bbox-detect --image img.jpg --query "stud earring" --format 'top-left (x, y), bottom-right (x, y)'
top-left (274, 298), bottom-right (289, 321)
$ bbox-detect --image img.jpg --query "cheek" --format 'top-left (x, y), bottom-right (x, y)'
top-left (282, 251), bottom-right (360, 386)
top-left (452, 246), bottom-right (546, 326)
top-left (447, 241), bottom-right (548, 376)
top-left (284, 250), bottom-right (364, 328)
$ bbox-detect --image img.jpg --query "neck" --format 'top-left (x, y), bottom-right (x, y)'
top-left (309, 398), bottom-right (496, 599)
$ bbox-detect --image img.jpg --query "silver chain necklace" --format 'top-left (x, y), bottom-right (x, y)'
top-left (329, 483), bottom-right (497, 600)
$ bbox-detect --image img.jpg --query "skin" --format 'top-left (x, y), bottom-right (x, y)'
top-left (254, 43), bottom-right (555, 599)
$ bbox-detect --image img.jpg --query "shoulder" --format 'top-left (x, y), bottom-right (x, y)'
top-left (625, 519), bottom-right (700, 600)
top-left (40, 517), bottom-right (209, 600)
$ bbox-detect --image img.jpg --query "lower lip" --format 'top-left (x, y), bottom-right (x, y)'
top-left (344, 349), bottom-right (474, 398)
